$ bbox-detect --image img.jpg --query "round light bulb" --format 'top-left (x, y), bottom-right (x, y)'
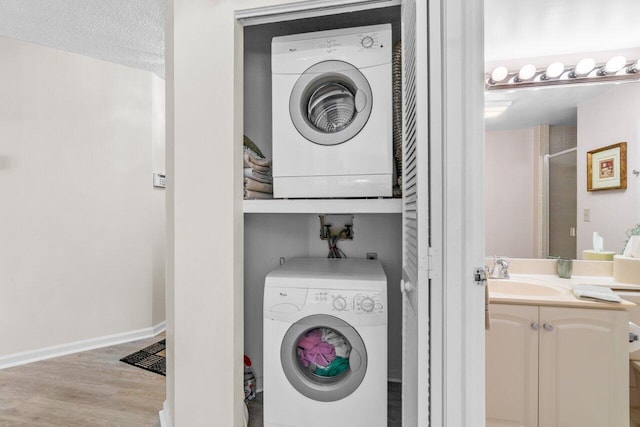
top-left (490, 66), bottom-right (509, 82)
top-left (518, 64), bottom-right (537, 81)
top-left (574, 58), bottom-right (595, 76)
top-left (604, 56), bottom-right (626, 74)
top-left (545, 62), bottom-right (564, 79)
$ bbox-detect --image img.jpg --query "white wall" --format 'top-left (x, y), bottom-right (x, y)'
top-left (485, 128), bottom-right (536, 258)
top-left (167, 1), bottom-right (252, 425)
top-left (244, 213), bottom-right (403, 390)
top-left (0, 37), bottom-right (165, 358)
top-left (152, 75), bottom-right (167, 325)
top-left (164, 0), bottom-right (176, 418)
top-left (577, 83), bottom-right (640, 256)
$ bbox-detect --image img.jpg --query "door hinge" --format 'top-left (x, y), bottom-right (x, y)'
top-left (426, 246), bottom-right (440, 279)
top-left (474, 267), bottom-right (487, 286)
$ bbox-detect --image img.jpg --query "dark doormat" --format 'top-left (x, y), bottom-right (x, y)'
top-left (120, 339), bottom-right (166, 376)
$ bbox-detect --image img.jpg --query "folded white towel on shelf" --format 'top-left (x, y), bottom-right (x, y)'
top-left (244, 167), bottom-right (272, 183)
top-left (244, 177), bottom-right (273, 194)
top-left (243, 146), bottom-right (270, 163)
top-left (572, 284), bottom-right (622, 303)
top-left (244, 189), bottom-right (273, 200)
top-left (243, 150), bottom-right (272, 172)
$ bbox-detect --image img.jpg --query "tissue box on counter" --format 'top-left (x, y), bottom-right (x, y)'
top-left (583, 231), bottom-right (616, 261)
top-left (614, 255), bottom-right (640, 285)
top-left (624, 236), bottom-right (640, 258)
top-left (583, 250), bottom-right (616, 261)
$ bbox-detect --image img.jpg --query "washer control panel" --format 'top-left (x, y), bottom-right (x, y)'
top-left (310, 290), bottom-right (384, 314)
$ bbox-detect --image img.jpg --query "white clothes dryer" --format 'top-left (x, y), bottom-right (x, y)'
top-left (263, 258), bottom-right (388, 427)
top-left (271, 24), bottom-right (393, 198)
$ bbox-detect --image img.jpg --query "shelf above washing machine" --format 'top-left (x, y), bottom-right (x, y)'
top-left (243, 198), bottom-right (401, 214)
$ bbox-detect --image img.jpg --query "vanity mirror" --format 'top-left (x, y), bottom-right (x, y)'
top-left (484, 0), bottom-right (640, 261)
top-left (484, 5), bottom-right (640, 426)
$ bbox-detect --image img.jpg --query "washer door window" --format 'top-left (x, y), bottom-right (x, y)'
top-left (289, 60), bottom-right (373, 146)
top-left (280, 314), bottom-right (367, 402)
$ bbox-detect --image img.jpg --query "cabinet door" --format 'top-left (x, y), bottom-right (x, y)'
top-left (486, 304), bottom-right (539, 427)
top-left (538, 307), bottom-right (629, 427)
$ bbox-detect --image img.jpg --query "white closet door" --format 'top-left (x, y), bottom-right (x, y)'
top-left (429, 0), bottom-right (486, 425)
top-left (402, 0), bottom-right (485, 426)
top-left (401, 0), bottom-right (429, 425)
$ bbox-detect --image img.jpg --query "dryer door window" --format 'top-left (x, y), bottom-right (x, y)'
top-left (280, 314), bottom-right (367, 402)
top-left (307, 82), bottom-right (356, 134)
top-left (289, 60), bottom-right (373, 146)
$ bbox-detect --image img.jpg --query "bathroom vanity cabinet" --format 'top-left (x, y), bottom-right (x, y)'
top-left (486, 303), bottom-right (629, 427)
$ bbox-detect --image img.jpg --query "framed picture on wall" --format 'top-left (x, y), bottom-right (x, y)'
top-left (587, 142), bottom-right (627, 191)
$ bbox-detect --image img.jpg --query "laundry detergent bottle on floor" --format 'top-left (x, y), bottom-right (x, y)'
top-left (244, 355), bottom-right (256, 402)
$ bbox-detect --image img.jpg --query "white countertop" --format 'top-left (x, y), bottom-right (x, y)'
top-left (489, 274), bottom-right (638, 310)
top-left (506, 273), bottom-right (640, 290)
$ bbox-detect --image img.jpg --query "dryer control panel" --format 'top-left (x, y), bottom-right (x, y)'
top-left (310, 290), bottom-right (384, 314)
top-left (312, 30), bottom-right (385, 54)
top-left (271, 23), bottom-right (392, 73)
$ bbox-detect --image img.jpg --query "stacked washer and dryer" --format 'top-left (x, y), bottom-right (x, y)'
top-left (263, 258), bottom-right (388, 427)
top-left (263, 24), bottom-right (393, 427)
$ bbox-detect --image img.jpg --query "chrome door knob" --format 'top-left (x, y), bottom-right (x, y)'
top-left (543, 323), bottom-right (554, 331)
top-left (531, 322), bottom-right (540, 331)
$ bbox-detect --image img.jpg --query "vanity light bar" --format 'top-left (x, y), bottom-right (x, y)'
top-left (486, 57), bottom-right (640, 91)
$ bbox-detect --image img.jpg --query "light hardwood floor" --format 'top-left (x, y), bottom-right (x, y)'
top-left (0, 335), bottom-right (166, 427)
top-left (1, 335), bottom-right (401, 426)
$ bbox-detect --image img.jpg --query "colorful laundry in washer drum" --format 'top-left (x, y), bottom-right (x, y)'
top-left (314, 356), bottom-right (350, 377)
top-left (297, 328), bottom-right (336, 367)
top-left (321, 328), bottom-right (352, 359)
top-left (297, 327), bottom-right (352, 377)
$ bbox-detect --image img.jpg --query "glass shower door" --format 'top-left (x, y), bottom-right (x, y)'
top-left (546, 148), bottom-right (577, 259)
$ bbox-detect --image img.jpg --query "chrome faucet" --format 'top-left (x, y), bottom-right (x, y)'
top-left (486, 256), bottom-right (510, 279)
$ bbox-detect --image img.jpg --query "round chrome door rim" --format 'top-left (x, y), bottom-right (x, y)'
top-left (280, 314), bottom-right (368, 402)
top-left (289, 60), bottom-right (373, 146)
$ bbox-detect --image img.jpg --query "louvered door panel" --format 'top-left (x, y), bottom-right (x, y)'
top-left (401, 0), bottom-right (430, 425)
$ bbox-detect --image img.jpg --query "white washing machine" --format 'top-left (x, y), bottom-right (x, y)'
top-left (263, 258), bottom-right (387, 427)
top-left (271, 24), bottom-right (393, 198)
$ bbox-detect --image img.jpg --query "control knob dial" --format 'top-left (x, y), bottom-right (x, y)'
top-left (360, 296), bottom-right (375, 312)
top-left (333, 296), bottom-right (347, 311)
top-left (361, 36), bottom-right (374, 48)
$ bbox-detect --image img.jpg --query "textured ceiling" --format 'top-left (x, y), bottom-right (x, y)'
top-left (0, 0), bottom-right (165, 78)
top-left (2, 0), bottom-right (639, 127)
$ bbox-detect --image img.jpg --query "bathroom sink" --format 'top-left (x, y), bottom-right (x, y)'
top-left (489, 280), bottom-right (565, 297)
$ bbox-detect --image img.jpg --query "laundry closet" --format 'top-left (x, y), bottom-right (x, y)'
top-left (242, 5), bottom-right (403, 394)
top-left (167, 0), bottom-right (484, 424)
